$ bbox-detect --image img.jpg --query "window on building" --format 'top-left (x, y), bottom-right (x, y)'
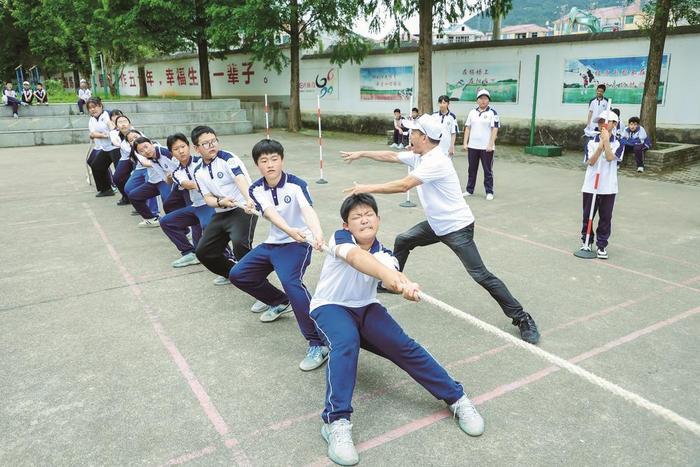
top-left (625, 15), bottom-right (635, 24)
top-left (531, 32), bottom-right (538, 37)
top-left (515, 32), bottom-right (527, 39)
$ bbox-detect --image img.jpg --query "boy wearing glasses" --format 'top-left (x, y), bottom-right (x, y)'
top-left (192, 126), bottom-right (258, 283)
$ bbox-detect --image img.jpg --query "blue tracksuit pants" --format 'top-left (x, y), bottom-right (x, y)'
top-left (160, 204), bottom-right (214, 255)
top-left (228, 242), bottom-right (322, 347)
top-left (127, 181), bottom-right (174, 219)
top-left (310, 302), bottom-right (464, 424)
top-left (124, 168), bottom-right (157, 215)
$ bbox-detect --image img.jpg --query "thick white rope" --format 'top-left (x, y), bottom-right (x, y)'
top-left (237, 202), bottom-right (700, 438)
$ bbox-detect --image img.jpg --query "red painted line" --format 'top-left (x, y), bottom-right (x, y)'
top-left (476, 224), bottom-right (700, 293)
top-left (83, 204), bottom-right (250, 466)
top-left (162, 444), bottom-right (217, 465)
top-left (303, 304), bottom-right (700, 466)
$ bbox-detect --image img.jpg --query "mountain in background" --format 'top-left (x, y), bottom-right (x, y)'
top-left (465, 0), bottom-right (627, 32)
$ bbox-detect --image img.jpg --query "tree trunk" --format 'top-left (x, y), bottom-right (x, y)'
top-left (640, 0), bottom-right (671, 148)
top-left (417, 0), bottom-right (433, 113)
top-left (197, 38), bottom-right (212, 100)
top-left (492, 14), bottom-right (501, 40)
top-left (72, 69), bottom-right (81, 91)
top-left (137, 65), bottom-right (148, 98)
top-left (288, 0), bottom-right (302, 132)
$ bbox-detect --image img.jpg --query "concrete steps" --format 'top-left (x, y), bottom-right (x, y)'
top-left (0, 99), bottom-right (252, 147)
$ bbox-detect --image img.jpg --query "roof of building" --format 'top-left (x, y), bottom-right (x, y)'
top-left (500, 23), bottom-right (550, 34)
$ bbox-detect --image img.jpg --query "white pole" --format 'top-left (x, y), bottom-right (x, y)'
top-left (264, 94), bottom-right (270, 140)
top-left (316, 94), bottom-right (328, 184)
top-left (400, 93), bottom-right (416, 208)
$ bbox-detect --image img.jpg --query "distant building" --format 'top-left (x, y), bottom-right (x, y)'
top-left (437, 23), bottom-right (485, 44)
top-left (552, 0), bottom-right (645, 36)
top-left (487, 23), bottom-right (552, 40)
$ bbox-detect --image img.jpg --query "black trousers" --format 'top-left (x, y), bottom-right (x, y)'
top-left (87, 148), bottom-right (120, 192)
top-left (394, 221), bottom-right (526, 322)
top-left (195, 208), bottom-right (257, 278)
top-left (581, 193), bottom-right (616, 249)
top-left (466, 148), bottom-right (494, 195)
top-left (623, 144), bottom-right (645, 168)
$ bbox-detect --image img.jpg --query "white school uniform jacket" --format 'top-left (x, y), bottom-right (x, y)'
top-left (88, 111), bottom-right (117, 151)
top-left (582, 135), bottom-right (622, 195)
top-left (398, 147), bottom-right (475, 236)
top-left (2, 89), bottom-right (17, 104)
top-left (433, 110), bottom-right (459, 155)
top-left (143, 145), bottom-right (176, 183)
top-left (194, 150), bottom-right (252, 213)
top-left (465, 106), bottom-right (500, 150)
top-left (249, 172), bottom-right (313, 244)
top-left (172, 155), bottom-right (205, 207)
top-left (78, 88), bottom-right (92, 101)
top-left (310, 229), bottom-right (397, 311)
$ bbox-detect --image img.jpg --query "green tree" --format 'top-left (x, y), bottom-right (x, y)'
top-left (208, 0), bottom-right (373, 131)
top-left (480, 0), bottom-right (513, 40)
top-left (639, 0), bottom-right (699, 147)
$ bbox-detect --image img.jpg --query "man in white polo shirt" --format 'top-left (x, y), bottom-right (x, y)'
top-left (433, 94), bottom-right (459, 157)
top-left (192, 126), bottom-right (258, 282)
top-left (462, 89), bottom-right (499, 200)
top-left (340, 114), bottom-right (539, 344)
top-left (584, 84), bottom-right (609, 138)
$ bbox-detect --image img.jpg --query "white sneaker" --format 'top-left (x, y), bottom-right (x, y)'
top-left (171, 252), bottom-right (200, 268)
top-left (299, 345), bottom-right (329, 371)
top-left (637, 167), bottom-right (644, 173)
top-left (486, 193), bottom-right (494, 201)
top-left (13, 113), bottom-right (18, 119)
top-left (259, 303), bottom-right (292, 322)
top-left (390, 143), bottom-right (399, 148)
top-left (250, 300), bottom-right (269, 313)
top-left (397, 143), bottom-right (404, 149)
top-left (450, 395), bottom-right (485, 436)
top-left (212, 276), bottom-right (230, 286)
top-left (462, 191), bottom-right (472, 197)
top-left (596, 247), bottom-right (608, 259)
top-left (138, 217), bottom-right (160, 228)
top-left (321, 419), bottom-right (359, 466)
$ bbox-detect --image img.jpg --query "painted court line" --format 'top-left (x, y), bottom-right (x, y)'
top-left (476, 224), bottom-right (700, 294)
top-left (83, 203), bottom-right (250, 466)
top-left (305, 304), bottom-right (700, 466)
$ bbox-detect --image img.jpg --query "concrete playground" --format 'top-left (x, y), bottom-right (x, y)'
top-left (1, 130), bottom-right (699, 466)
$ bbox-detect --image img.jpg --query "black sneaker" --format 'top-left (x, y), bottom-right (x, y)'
top-left (116, 197), bottom-right (130, 206)
top-left (95, 190), bottom-right (115, 197)
top-left (515, 313), bottom-right (540, 344)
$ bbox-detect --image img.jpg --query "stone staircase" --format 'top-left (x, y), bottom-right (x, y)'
top-left (0, 99), bottom-right (253, 147)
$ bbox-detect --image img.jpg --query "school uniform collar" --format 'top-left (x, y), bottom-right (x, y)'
top-left (263, 172), bottom-right (287, 190)
top-left (368, 238), bottom-right (382, 254)
top-left (476, 105), bottom-right (491, 115)
top-left (593, 134), bottom-right (617, 143)
top-left (178, 156), bottom-right (193, 169)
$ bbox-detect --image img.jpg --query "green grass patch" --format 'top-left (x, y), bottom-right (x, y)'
top-left (562, 86), bottom-right (664, 104)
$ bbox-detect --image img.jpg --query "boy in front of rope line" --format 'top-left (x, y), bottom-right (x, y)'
top-left (229, 138), bottom-right (330, 372)
top-left (310, 193), bottom-right (484, 466)
top-left (579, 110), bottom-right (622, 260)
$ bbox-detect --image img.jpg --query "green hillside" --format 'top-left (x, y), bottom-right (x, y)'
top-left (466, 0), bottom-right (627, 32)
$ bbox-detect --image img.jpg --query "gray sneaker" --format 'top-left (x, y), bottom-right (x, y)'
top-left (171, 252), bottom-right (200, 268)
top-left (321, 419), bottom-right (359, 466)
top-left (450, 395), bottom-right (484, 436)
top-left (299, 345), bottom-right (329, 371)
top-left (212, 276), bottom-right (230, 286)
top-left (250, 300), bottom-right (269, 313)
top-left (138, 217), bottom-right (160, 228)
top-left (259, 303), bottom-right (291, 322)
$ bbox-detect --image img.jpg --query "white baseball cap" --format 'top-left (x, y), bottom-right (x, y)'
top-left (598, 110), bottom-right (619, 122)
top-left (476, 89), bottom-right (490, 99)
top-left (401, 114), bottom-right (443, 140)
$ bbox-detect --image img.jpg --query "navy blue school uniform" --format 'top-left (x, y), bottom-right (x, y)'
top-left (228, 172), bottom-right (323, 347)
top-left (159, 155), bottom-right (216, 256)
top-left (127, 145), bottom-right (183, 219)
top-left (309, 230), bottom-right (465, 424)
top-left (34, 88), bottom-right (47, 103)
top-left (21, 88), bottom-right (33, 104)
top-left (620, 125), bottom-right (651, 169)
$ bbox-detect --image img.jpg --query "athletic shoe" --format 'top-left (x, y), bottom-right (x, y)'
top-left (450, 395), bottom-right (485, 436)
top-left (138, 217), bottom-right (160, 228)
top-left (116, 197), bottom-right (130, 206)
top-left (597, 247), bottom-right (608, 259)
top-left (390, 143), bottom-right (398, 148)
top-left (213, 276), bottom-right (230, 286)
top-left (515, 313), bottom-right (540, 344)
top-left (486, 193), bottom-right (494, 201)
top-left (13, 113), bottom-right (18, 119)
top-left (259, 302), bottom-right (292, 322)
top-left (462, 191), bottom-right (472, 197)
top-left (579, 243), bottom-right (592, 252)
top-left (321, 419), bottom-right (359, 466)
top-left (250, 300), bottom-right (269, 313)
top-left (397, 143), bottom-right (404, 149)
top-left (95, 189), bottom-right (115, 197)
top-left (637, 167), bottom-right (644, 173)
top-left (299, 345), bottom-right (329, 371)
top-left (171, 252), bottom-right (200, 268)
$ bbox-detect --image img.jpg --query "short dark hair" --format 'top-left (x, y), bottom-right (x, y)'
top-left (115, 115), bottom-right (131, 125)
top-left (412, 107), bottom-right (419, 113)
top-left (393, 108), bottom-right (401, 113)
top-left (628, 116), bottom-right (640, 124)
top-left (133, 136), bottom-right (152, 151)
top-left (86, 96), bottom-right (102, 108)
top-left (191, 125), bottom-right (216, 146)
top-left (36, 82), bottom-right (43, 86)
top-left (252, 139), bottom-right (284, 164)
top-left (597, 84), bottom-right (606, 92)
top-left (437, 95), bottom-right (450, 103)
top-left (125, 129), bottom-right (142, 140)
top-left (109, 109), bottom-right (123, 118)
top-left (340, 194), bottom-right (379, 223)
top-left (611, 108), bottom-right (620, 118)
top-left (167, 133), bottom-right (190, 150)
